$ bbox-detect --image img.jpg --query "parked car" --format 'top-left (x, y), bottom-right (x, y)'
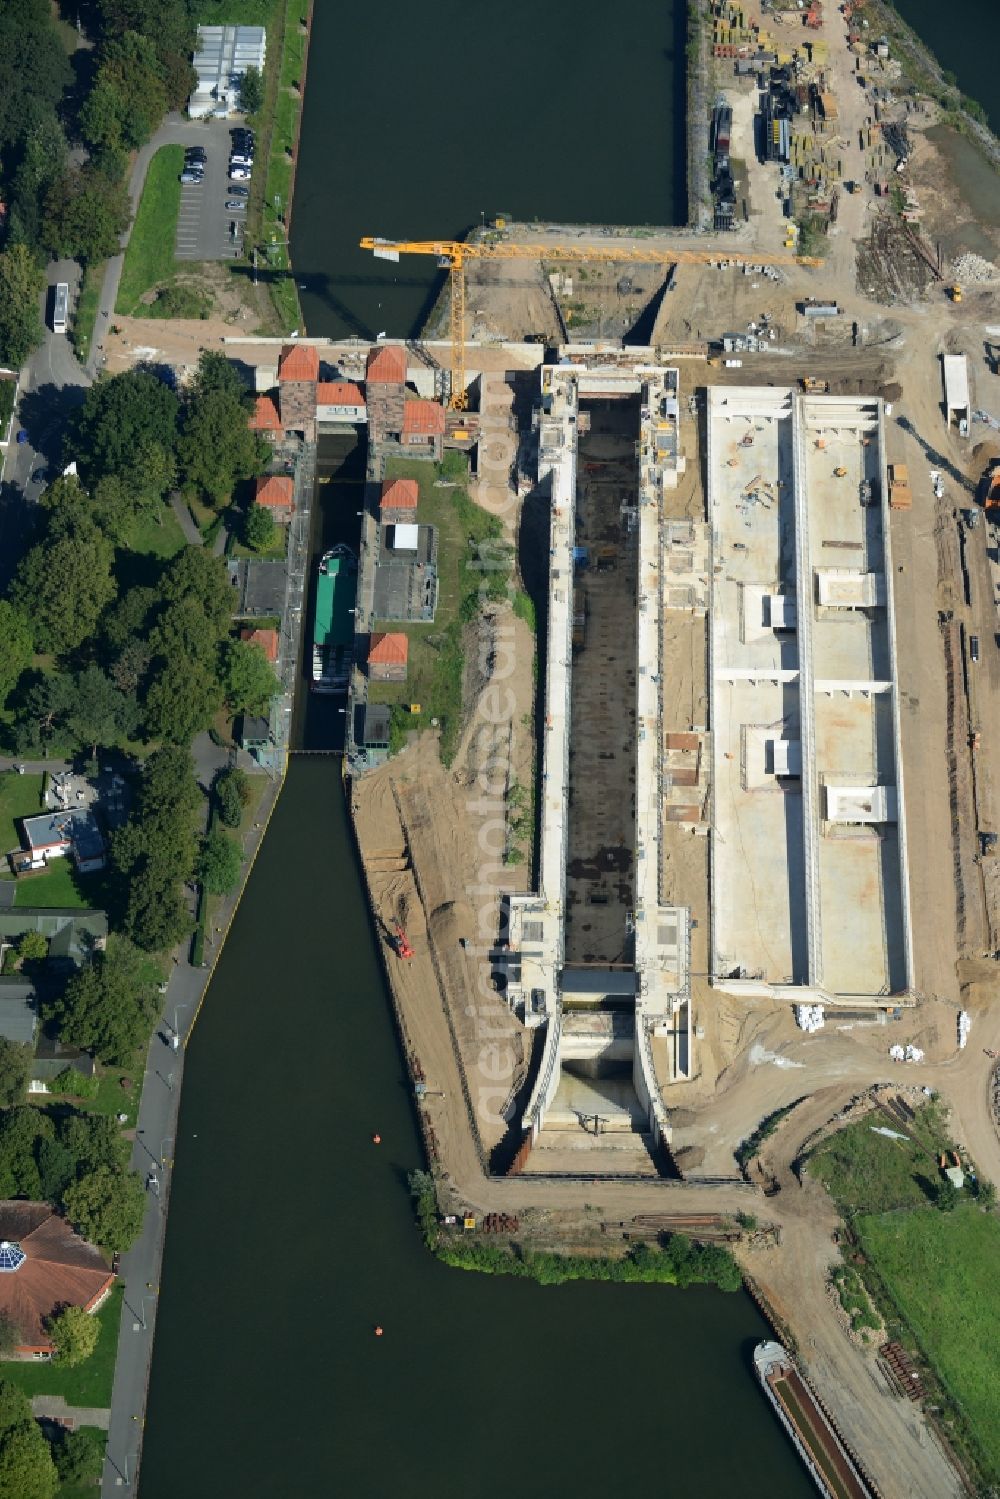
top-left (227, 185), bottom-right (249, 198)
top-left (970, 635), bottom-right (981, 663)
top-left (185, 147), bottom-right (207, 161)
top-left (229, 167), bottom-right (251, 181)
top-left (32, 467), bottom-right (49, 484)
top-left (229, 153), bottom-right (253, 167)
top-left (225, 199), bottom-right (246, 211)
top-left (180, 169), bottom-right (204, 183)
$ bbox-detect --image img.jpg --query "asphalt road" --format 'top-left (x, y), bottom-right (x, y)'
top-left (0, 259), bottom-right (90, 587)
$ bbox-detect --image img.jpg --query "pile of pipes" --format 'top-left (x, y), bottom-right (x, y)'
top-left (889, 1043), bottom-right (924, 1063)
top-left (957, 1010), bottom-right (972, 1049)
top-left (795, 1003), bottom-right (825, 1032)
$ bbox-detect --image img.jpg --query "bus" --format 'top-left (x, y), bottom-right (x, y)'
top-left (52, 282), bottom-right (69, 334)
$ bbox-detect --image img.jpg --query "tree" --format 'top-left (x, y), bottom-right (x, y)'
top-left (0, 1), bottom-right (71, 163)
top-left (238, 64), bottom-right (264, 115)
top-left (49, 939), bottom-right (160, 1065)
top-left (80, 33), bottom-right (168, 152)
top-left (974, 1177), bottom-right (996, 1209)
top-left (179, 386), bottom-right (269, 505)
top-left (63, 1165), bottom-right (146, 1252)
top-left (0, 1039), bottom-right (31, 1108)
top-left (65, 664), bottom-right (139, 758)
top-left (220, 638), bottom-right (279, 716)
top-left (134, 744), bottom-right (203, 827)
top-left (214, 766), bottom-right (250, 828)
top-left (11, 512), bottom-right (116, 655)
top-left (36, 1136), bottom-right (77, 1204)
top-left (41, 166), bottom-right (130, 265)
top-left (143, 654), bottom-right (224, 744)
top-left (103, 585), bottom-right (159, 653)
top-left (0, 244), bottom-right (45, 368)
top-left (188, 350), bottom-right (245, 402)
top-left (109, 638), bottom-right (153, 697)
top-left (16, 932), bottom-right (48, 964)
top-left (0, 1314), bottom-right (21, 1358)
top-left (8, 114), bottom-right (67, 258)
top-left (198, 828), bottom-right (241, 895)
top-left (46, 1306), bottom-right (99, 1366)
top-left (159, 548), bottom-right (234, 638)
top-left (0, 1417), bottom-right (58, 1499)
top-left (120, 863), bottom-right (192, 952)
top-left (936, 1176), bottom-right (960, 1212)
top-left (244, 503), bottom-right (276, 553)
top-left (52, 1429), bottom-right (103, 1486)
top-left (70, 371), bottom-right (179, 489)
top-left (0, 1108), bottom-right (51, 1200)
top-left (59, 1111), bottom-right (129, 1179)
top-left (110, 748), bottom-right (201, 950)
top-left (0, 1377), bottom-right (29, 1436)
top-left (0, 603), bottom-right (32, 710)
top-left (13, 672), bottom-right (80, 754)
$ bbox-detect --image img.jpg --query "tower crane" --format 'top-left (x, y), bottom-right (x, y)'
top-left (360, 234), bottom-right (822, 409)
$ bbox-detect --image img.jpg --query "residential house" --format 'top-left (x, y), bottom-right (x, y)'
top-left (16, 810), bottom-right (105, 875)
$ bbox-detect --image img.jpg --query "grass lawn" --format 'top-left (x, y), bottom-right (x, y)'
top-left (367, 457), bottom-right (510, 765)
top-left (14, 860), bottom-right (94, 911)
top-left (808, 1101), bottom-right (950, 1214)
top-left (2, 1287), bottom-right (122, 1406)
top-left (70, 263), bottom-right (102, 365)
top-left (127, 504), bottom-right (187, 561)
top-left (115, 146), bottom-right (184, 314)
top-left (857, 1205), bottom-right (1000, 1482)
top-left (0, 773), bottom-right (44, 858)
top-left (229, 527), bottom-right (287, 560)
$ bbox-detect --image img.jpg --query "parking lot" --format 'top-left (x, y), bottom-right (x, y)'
top-left (175, 119), bottom-right (251, 262)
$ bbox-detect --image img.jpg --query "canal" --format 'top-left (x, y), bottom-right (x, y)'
top-left (289, 0), bottom-right (689, 340)
top-left (893, 0), bottom-right (1000, 134)
top-left (139, 751), bottom-right (812, 1497)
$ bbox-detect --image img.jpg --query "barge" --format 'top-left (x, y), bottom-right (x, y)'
top-left (312, 545), bottom-right (357, 693)
top-left (754, 1341), bottom-right (875, 1499)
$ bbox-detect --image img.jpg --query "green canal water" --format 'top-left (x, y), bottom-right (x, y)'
top-left (139, 756), bottom-right (813, 1498)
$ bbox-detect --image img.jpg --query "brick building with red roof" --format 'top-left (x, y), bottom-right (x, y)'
top-left (277, 343), bottom-right (319, 439)
top-left (379, 478), bottom-right (419, 521)
top-left (401, 398), bottom-right (447, 460)
top-left (254, 475), bottom-right (295, 522)
top-left (316, 381), bottom-right (367, 425)
top-left (368, 632), bottom-right (408, 682)
top-left (0, 1202), bottom-right (115, 1357)
top-left (240, 627), bottom-right (279, 663)
top-left (248, 394), bottom-right (282, 441)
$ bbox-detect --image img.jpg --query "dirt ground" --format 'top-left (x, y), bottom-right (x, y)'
top-left (101, 261), bottom-right (275, 378)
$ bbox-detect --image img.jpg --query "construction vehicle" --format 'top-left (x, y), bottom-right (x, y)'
top-left (360, 233), bottom-right (823, 408)
top-left (948, 284), bottom-right (963, 304)
top-left (800, 377), bottom-right (829, 393)
top-left (391, 921), bottom-right (415, 960)
top-left (833, 466), bottom-right (848, 478)
top-left (981, 450), bottom-right (1000, 515)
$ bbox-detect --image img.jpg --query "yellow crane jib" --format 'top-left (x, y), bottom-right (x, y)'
top-left (359, 236), bottom-right (822, 410)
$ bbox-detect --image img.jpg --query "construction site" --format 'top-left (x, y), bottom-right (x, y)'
top-left (76, 0), bottom-right (1000, 1489)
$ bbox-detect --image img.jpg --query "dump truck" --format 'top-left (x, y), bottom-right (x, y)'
top-left (800, 377), bottom-right (829, 393)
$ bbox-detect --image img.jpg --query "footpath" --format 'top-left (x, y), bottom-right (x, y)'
top-left (100, 765), bottom-right (284, 1495)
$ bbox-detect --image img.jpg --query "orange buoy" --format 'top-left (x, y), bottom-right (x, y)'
top-left (374, 1325), bottom-right (384, 1337)
top-left (372, 1133), bottom-right (382, 1145)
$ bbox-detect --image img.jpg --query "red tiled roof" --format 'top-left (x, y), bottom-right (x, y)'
top-left (255, 475), bottom-right (295, 510)
top-left (248, 394), bottom-right (282, 432)
top-left (316, 381), bottom-right (365, 407)
top-left (402, 399), bottom-right (446, 436)
top-left (240, 627), bottom-right (279, 663)
top-left (379, 478), bottom-right (418, 512)
top-left (278, 343), bottom-right (320, 383)
top-left (369, 632), bottom-right (409, 666)
top-left (366, 345), bottom-right (407, 384)
top-left (0, 1201), bottom-right (115, 1353)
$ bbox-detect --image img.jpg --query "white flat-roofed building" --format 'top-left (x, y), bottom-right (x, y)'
top-left (188, 25), bottom-right (267, 119)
